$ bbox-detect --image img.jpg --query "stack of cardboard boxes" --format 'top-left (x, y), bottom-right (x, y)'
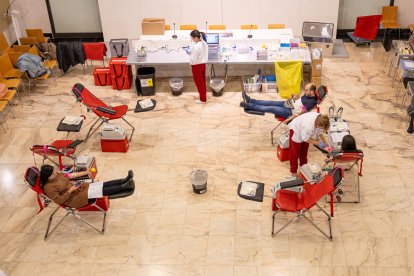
top-left (311, 50), bottom-right (323, 87)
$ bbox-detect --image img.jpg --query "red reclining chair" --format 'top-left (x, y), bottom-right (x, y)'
top-left (272, 166), bottom-right (344, 239)
top-left (325, 150), bottom-right (364, 203)
top-left (270, 85), bottom-right (328, 145)
top-left (71, 83), bottom-right (134, 141)
top-left (30, 140), bottom-right (80, 170)
top-left (24, 166), bottom-right (109, 240)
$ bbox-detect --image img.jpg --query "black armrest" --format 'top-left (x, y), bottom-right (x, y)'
top-left (96, 106), bottom-right (116, 115)
top-left (280, 179), bottom-right (304, 189)
top-left (244, 109), bottom-right (265, 116)
top-left (67, 139), bottom-right (83, 148)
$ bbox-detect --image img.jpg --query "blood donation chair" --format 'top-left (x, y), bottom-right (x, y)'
top-left (30, 139), bottom-right (81, 170)
top-left (269, 85), bottom-right (328, 145)
top-left (325, 150), bottom-right (364, 203)
top-left (24, 166), bottom-right (135, 240)
top-left (271, 167), bottom-right (344, 239)
top-left (71, 83), bottom-right (135, 141)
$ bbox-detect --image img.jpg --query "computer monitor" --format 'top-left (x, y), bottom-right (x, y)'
top-left (205, 33), bottom-right (219, 45)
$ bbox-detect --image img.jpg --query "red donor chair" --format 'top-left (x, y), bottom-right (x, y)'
top-left (71, 83), bottom-right (134, 141)
top-left (272, 167), bottom-right (344, 239)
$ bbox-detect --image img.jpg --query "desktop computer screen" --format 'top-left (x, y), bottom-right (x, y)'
top-left (205, 33), bottom-right (219, 44)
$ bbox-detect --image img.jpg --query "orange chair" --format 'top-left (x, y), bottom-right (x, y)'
top-left (12, 45), bottom-right (30, 53)
top-left (272, 167), bottom-right (344, 239)
top-left (241, 24), bottom-right (258, 30)
top-left (0, 54), bottom-right (24, 79)
top-left (381, 6), bottom-right (401, 42)
top-left (209, 24), bottom-right (226, 30)
top-left (0, 71), bottom-right (24, 94)
top-left (180, 24), bottom-right (197, 30)
top-left (19, 37), bottom-right (38, 46)
top-left (165, 24), bottom-right (171, 30)
top-left (0, 33), bottom-right (11, 55)
top-left (26, 29), bottom-right (49, 43)
top-left (268, 24), bottom-right (285, 29)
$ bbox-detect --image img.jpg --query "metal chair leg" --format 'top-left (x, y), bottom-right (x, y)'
top-left (122, 117), bottom-right (135, 142)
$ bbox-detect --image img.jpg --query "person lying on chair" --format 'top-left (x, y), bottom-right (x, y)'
top-left (40, 165), bottom-right (135, 208)
top-left (240, 83), bottom-right (317, 123)
top-left (328, 134), bottom-right (360, 157)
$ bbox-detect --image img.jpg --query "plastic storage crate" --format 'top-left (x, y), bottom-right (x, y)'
top-left (242, 76), bottom-right (261, 92)
top-left (262, 75), bottom-right (277, 93)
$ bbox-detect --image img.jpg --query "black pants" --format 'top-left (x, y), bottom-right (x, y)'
top-left (102, 178), bottom-right (130, 195)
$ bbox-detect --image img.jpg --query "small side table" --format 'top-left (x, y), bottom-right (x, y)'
top-left (57, 117), bottom-right (83, 139)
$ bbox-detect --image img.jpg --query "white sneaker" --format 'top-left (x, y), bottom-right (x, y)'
top-left (194, 100), bottom-right (206, 104)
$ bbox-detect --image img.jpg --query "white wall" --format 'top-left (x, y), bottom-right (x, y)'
top-left (98, 0), bottom-right (339, 41)
top-left (394, 0), bottom-right (414, 28)
top-left (2, 0), bottom-right (51, 45)
top-left (337, 0), bottom-right (389, 29)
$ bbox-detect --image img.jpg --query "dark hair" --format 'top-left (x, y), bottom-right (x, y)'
top-left (40, 164), bottom-right (54, 186)
top-left (341, 135), bottom-right (357, 151)
top-left (190, 29), bottom-right (206, 42)
top-left (309, 84), bottom-right (316, 93)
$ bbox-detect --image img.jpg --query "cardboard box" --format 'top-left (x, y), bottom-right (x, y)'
top-left (311, 56), bottom-right (323, 77)
top-left (141, 18), bottom-right (165, 35)
top-left (311, 76), bottom-right (322, 87)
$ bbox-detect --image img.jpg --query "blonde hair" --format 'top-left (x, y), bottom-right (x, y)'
top-left (315, 114), bottom-right (330, 131)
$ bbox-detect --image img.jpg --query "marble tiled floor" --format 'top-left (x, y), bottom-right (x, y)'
top-left (1, 42), bottom-right (414, 276)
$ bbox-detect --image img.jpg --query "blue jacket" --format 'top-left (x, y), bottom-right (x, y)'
top-left (16, 53), bottom-right (51, 78)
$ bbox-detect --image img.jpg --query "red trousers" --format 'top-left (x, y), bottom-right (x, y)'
top-left (191, 63), bottom-right (207, 102)
top-left (289, 129), bottom-right (310, 173)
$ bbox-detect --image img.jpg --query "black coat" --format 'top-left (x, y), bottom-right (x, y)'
top-left (56, 42), bottom-right (86, 73)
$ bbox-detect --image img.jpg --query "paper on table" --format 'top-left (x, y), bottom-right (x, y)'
top-left (87, 182), bottom-right (103, 198)
top-left (240, 181), bottom-right (258, 197)
top-left (139, 99), bottom-right (154, 109)
top-left (62, 115), bottom-right (83, 125)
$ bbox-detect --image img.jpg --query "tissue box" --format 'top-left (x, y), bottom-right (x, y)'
top-left (141, 18), bottom-right (165, 35)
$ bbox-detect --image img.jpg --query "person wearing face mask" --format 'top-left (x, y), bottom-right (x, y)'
top-left (240, 83), bottom-right (318, 124)
top-left (185, 29), bottom-right (208, 104)
top-left (288, 112), bottom-right (330, 177)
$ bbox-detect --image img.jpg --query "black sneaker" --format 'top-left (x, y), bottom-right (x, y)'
top-left (408, 127), bottom-right (414, 134)
top-left (242, 91), bottom-right (251, 103)
top-left (240, 101), bottom-right (248, 108)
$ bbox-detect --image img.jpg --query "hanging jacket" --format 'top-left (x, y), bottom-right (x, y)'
top-left (56, 42), bottom-right (86, 73)
top-left (16, 53), bottom-right (51, 78)
top-left (35, 42), bottom-right (57, 60)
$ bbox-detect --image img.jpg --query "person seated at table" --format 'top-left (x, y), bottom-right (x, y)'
top-left (40, 165), bottom-right (135, 208)
top-left (240, 83), bottom-right (317, 123)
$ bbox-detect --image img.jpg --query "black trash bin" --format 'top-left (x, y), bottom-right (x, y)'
top-left (136, 67), bottom-right (156, 96)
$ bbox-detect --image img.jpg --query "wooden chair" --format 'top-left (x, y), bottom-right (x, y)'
top-left (241, 24), bottom-right (258, 30)
top-left (0, 54), bottom-right (24, 79)
top-left (209, 25), bottom-right (226, 30)
top-left (165, 24), bottom-right (171, 30)
top-left (0, 71), bottom-right (23, 95)
top-left (26, 29), bottom-right (49, 43)
top-left (0, 87), bottom-right (19, 111)
top-left (12, 45), bottom-right (30, 53)
top-left (268, 24), bottom-right (285, 29)
top-left (381, 6), bottom-right (401, 42)
top-left (0, 101), bottom-right (9, 132)
top-left (0, 33), bottom-right (11, 55)
top-left (7, 52), bottom-right (23, 68)
top-left (27, 46), bottom-right (58, 72)
top-left (180, 25), bottom-right (197, 30)
top-left (20, 37), bottom-right (38, 46)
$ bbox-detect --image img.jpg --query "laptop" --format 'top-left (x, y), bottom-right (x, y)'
top-left (205, 33), bottom-right (219, 45)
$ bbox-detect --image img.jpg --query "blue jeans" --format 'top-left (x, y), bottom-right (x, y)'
top-left (247, 99), bottom-right (293, 118)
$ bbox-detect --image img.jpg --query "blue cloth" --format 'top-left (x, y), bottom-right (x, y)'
top-left (247, 99), bottom-right (292, 118)
top-left (245, 95), bottom-right (317, 118)
top-left (16, 53), bottom-right (50, 78)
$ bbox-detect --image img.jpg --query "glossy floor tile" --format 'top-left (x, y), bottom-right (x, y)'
top-left (1, 42), bottom-right (414, 275)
